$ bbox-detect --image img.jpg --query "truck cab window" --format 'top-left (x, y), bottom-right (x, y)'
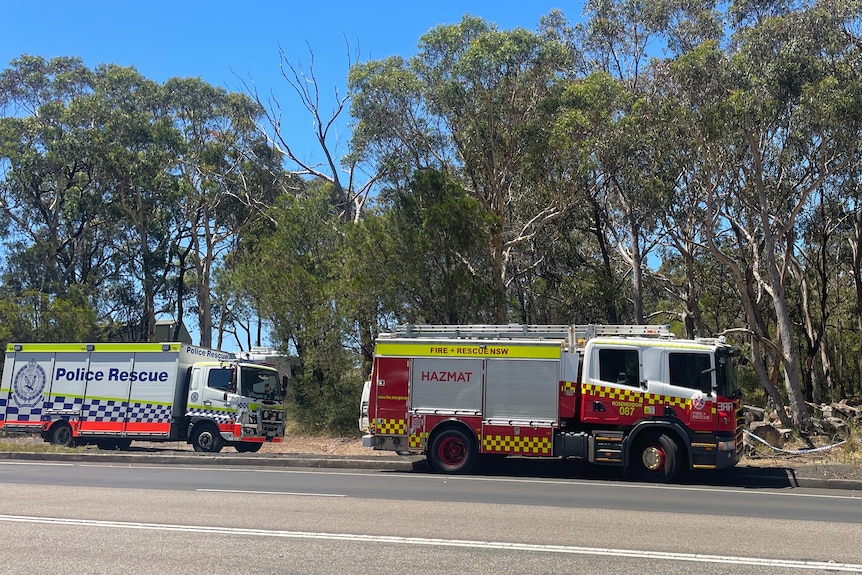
top-left (241, 367), bottom-right (283, 401)
top-left (598, 348), bottom-right (639, 386)
top-left (669, 352), bottom-right (712, 393)
top-left (207, 368), bottom-right (233, 391)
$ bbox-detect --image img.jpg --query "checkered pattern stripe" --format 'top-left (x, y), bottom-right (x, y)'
top-left (50, 396), bottom-right (173, 423)
top-left (409, 431), bottom-right (428, 448)
top-left (483, 434), bottom-right (551, 455)
top-left (186, 408), bottom-right (233, 423)
top-left (581, 383), bottom-right (693, 410)
top-left (2, 394), bottom-right (173, 423)
top-left (373, 418), bottom-right (406, 435)
top-left (561, 381), bottom-right (577, 393)
top-left (124, 402), bottom-right (172, 422)
top-left (46, 396), bottom-right (84, 412)
top-left (1, 398), bottom-right (44, 420)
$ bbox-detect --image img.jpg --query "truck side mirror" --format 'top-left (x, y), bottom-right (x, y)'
top-left (700, 368), bottom-right (716, 394)
top-left (281, 374), bottom-right (289, 395)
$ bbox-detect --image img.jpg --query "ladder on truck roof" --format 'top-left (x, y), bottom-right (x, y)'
top-left (385, 323), bottom-right (672, 343)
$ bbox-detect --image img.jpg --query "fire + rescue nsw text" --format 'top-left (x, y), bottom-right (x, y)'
top-left (428, 346), bottom-right (510, 356)
top-left (54, 367), bottom-right (170, 382)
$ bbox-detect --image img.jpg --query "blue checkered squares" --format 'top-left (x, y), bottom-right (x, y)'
top-left (127, 402), bottom-right (172, 423)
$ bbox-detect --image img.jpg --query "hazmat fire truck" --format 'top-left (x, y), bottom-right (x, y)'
top-left (0, 342), bottom-right (287, 452)
top-left (360, 324), bottom-right (745, 482)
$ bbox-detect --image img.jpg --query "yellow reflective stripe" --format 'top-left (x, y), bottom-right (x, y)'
top-left (375, 342), bottom-right (561, 359)
top-left (6, 343), bottom-right (182, 353)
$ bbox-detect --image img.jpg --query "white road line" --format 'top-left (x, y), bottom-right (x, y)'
top-left (0, 461), bottom-right (75, 467)
top-left (0, 514), bottom-right (858, 571)
top-left (196, 488), bottom-right (345, 497)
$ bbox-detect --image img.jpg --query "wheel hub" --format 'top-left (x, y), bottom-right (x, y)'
top-left (642, 445), bottom-right (665, 471)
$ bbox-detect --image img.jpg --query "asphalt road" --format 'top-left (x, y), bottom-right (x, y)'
top-left (1, 459), bottom-right (861, 574)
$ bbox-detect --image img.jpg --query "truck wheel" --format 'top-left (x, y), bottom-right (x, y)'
top-left (428, 428), bottom-right (476, 474)
top-left (191, 424), bottom-right (224, 453)
top-left (234, 443), bottom-right (263, 453)
top-left (49, 422), bottom-right (74, 448)
top-left (632, 430), bottom-right (679, 483)
top-left (95, 439), bottom-right (132, 451)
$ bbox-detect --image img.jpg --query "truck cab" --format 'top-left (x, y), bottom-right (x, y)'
top-left (186, 361), bottom-right (286, 452)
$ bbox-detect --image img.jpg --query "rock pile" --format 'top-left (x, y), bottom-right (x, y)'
top-left (742, 398), bottom-right (861, 452)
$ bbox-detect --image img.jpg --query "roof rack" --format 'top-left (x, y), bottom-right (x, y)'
top-left (384, 324), bottom-right (673, 343)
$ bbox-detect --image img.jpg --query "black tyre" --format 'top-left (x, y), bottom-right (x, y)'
top-left (191, 424), bottom-right (224, 453)
top-left (95, 439), bottom-right (132, 451)
top-left (631, 430), bottom-right (679, 483)
top-left (49, 422), bottom-right (74, 448)
top-left (427, 428), bottom-right (477, 474)
top-left (234, 442), bottom-right (263, 453)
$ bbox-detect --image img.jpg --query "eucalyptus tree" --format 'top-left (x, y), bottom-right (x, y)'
top-left (85, 64), bottom-right (182, 342)
top-left (0, 56), bottom-right (109, 298)
top-left (789, 188), bottom-right (847, 402)
top-left (350, 15), bottom-right (575, 323)
top-left (571, 0), bottom-right (723, 325)
top-left (671, 1), bottom-right (862, 427)
top-left (232, 179), bottom-right (358, 430)
top-left (164, 77), bottom-right (278, 347)
top-left (246, 44), bottom-right (378, 224)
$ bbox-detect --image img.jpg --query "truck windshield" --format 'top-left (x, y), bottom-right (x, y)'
top-left (716, 348), bottom-right (741, 399)
top-left (240, 366), bottom-right (283, 401)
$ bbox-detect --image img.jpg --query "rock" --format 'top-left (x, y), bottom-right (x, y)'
top-left (748, 422), bottom-right (784, 449)
top-left (822, 417), bottom-right (849, 438)
top-left (744, 405), bottom-right (764, 426)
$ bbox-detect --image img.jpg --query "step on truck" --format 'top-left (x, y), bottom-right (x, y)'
top-left (0, 342), bottom-right (287, 452)
top-left (361, 324), bottom-right (746, 482)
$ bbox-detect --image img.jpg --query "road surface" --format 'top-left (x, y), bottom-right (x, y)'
top-left (1, 460), bottom-right (860, 574)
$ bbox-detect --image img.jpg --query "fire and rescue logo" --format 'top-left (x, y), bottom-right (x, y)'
top-left (691, 391), bottom-right (706, 411)
top-left (12, 360), bottom-right (46, 408)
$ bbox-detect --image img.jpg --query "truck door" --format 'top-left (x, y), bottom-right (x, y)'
top-left (45, 351), bottom-right (89, 428)
top-left (198, 366), bottom-right (235, 425)
top-left (581, 345), bottom-right (643, 424)
top-left (77, 351), bottom-right (130, 436)
top-left (663, 350), bottom-right (715, 428)
top-left (125, 350), bottom-right (176, 436)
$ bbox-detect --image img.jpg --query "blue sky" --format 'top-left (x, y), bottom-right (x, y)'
top-left (3, 1), bottom-right (584, 166)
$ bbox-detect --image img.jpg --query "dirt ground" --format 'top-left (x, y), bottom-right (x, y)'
top-left (0, 431), bottom-right (381, 456)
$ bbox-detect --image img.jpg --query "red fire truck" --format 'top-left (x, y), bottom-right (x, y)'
top-left (360, 324), bottom-right (745, 482)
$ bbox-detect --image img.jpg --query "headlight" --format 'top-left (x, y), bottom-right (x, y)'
top-left (717, 440), bottom-right (736, 451)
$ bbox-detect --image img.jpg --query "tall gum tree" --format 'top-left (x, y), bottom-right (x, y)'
top-left (673, 1), bottom-right (861, 426)
top-left (166, 78), bottom-right (276, 348)
top-left (350, 15), bottom-right (574, 323)
top-left (87, 65), bottom-right (181, 342)
top-left (0, 56), bottom-right (106, 296)
top-left (573, 0), bottom-right (723, 324)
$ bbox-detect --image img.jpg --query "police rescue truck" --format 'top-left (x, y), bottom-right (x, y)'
top-left (361, 324), bottom-right (745, 482)
top-left (0, 342), bottom-right (287, 452)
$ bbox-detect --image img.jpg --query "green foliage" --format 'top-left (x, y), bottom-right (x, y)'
top-left (4, 4), bottom-right (862, 429)
top-left (0, 287), bottom-right (100, 347)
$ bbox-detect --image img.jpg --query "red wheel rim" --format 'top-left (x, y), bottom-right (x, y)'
top-left (437, 436), bottom-right (466, 467)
